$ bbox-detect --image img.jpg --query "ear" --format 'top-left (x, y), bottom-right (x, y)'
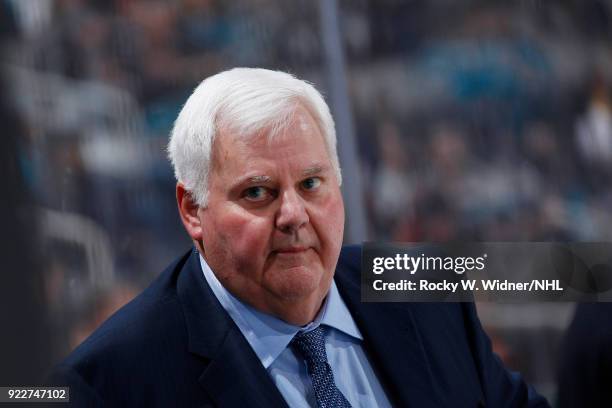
top-left (176, 182), bottom-right (203, 241)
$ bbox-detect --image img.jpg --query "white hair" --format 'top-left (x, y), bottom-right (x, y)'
top-left (167, 67), bottom-right (342, 207)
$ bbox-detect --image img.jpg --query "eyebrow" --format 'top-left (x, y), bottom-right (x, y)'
top-left (246, 175), bottom-right (272, 184)
top-left (234, 164), bottom-right (328, 188)
top-left (302, 165), bottom-right (325, 177)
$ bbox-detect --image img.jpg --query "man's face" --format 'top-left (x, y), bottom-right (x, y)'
top-left (197, 105), bottom-right (345, 324)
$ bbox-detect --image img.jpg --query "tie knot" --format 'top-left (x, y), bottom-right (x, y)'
top-left (291, 326), bottom-right (328, 366)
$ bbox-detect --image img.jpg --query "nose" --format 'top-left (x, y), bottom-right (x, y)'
top-left (275, 189), bottom-right (309, 233)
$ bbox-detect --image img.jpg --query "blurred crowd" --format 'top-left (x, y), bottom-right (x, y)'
top-left (2, 0), bottom-right (612, 400)
top-left (353, 2), bottom-right (612, 243)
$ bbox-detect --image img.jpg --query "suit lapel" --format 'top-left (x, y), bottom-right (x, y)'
top-left (197, 325), bottom-right (290, 408)
top-left (335, 248), bottom-right (442, 407)
top-left (177, 249), bottom-right (289, 408)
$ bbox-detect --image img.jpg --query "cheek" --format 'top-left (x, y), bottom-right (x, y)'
top-left (202, 208), bottom-right (273, 267)
top-left (313, 193), bottom-right (345, 255)
top-left (328, 199), bottom-right (345, 248)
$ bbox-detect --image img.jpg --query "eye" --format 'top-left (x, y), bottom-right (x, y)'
top-left (243, 186), bottom-right (271, 202)
top-left (301, 177), bottom-right (321, 191)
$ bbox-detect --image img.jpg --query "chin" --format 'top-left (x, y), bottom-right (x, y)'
top-left (267, 265), bottom-right (328, 301)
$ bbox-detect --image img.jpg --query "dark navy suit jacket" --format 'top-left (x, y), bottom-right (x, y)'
top-left (50, 246), bottom-right (550, 407)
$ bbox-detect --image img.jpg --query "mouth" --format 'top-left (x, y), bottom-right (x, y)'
top-left (273, 246), bottom-right (310, 255)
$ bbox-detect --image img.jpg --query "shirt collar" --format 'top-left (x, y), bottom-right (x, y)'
top-left (199, 254), bottom-right (362, 368)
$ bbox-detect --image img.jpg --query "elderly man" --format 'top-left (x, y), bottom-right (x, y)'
top-left (51, 68), bottom-right (549, 407)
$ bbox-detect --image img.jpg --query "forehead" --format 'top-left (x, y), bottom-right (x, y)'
top-left (211, 105), bottom-right (330, 171)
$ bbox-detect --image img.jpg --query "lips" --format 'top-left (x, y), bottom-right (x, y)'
top-left (274, 246), bottom-right (309, 254)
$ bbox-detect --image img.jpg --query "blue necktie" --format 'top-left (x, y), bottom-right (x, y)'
top-left (291, 326), bottom-right (352, 408)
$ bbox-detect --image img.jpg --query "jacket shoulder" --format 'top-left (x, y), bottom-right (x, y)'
top-left (50, 251), bottom-right (196, 402)
top-left (338, 244), bottom-right (362, 271)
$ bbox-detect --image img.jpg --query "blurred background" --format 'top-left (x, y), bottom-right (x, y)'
top-left (2, 0), bottom-right (612, 404)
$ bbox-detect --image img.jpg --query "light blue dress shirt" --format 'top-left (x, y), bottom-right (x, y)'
top-left (199, 255), bottom-right (392, 408)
